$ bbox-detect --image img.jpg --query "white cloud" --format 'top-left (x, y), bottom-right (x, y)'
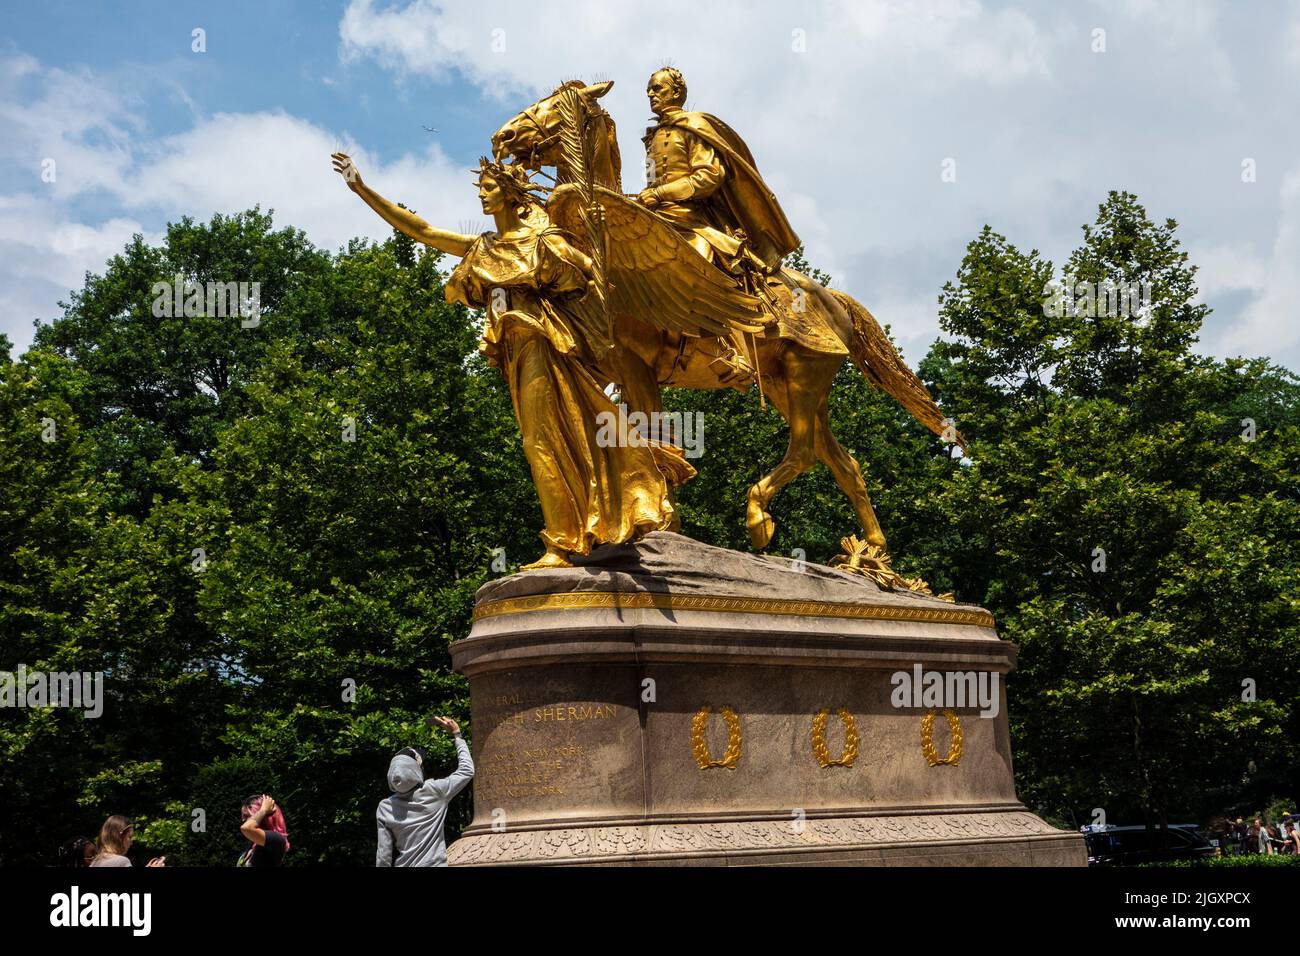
top-left (0, 194), bottom-right (153, 345)
top-left (1290, 0), bottom-right (1300, 66)
top-left (123, 110), bottom-right (476, 250)
top-left (1204, 167), bottom-right (1300, 362)
top-left (0, 60), bottom-right (141, 201)
top-left (1189, 240), bottom-right (1269, 300)
top-left (0, 52), bottom-right (478, 352)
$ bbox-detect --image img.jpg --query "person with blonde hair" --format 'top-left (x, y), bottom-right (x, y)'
top-left (90, 815), bottom-right (165, 867)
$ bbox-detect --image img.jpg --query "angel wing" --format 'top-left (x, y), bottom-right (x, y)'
top-left (547, 183), bottom-right (767, 338)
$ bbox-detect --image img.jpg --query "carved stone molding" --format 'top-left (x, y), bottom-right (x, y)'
top-left (473, 590), bottom-right (995, 629)
top-left (449, 810), bottom-right (1074, 866)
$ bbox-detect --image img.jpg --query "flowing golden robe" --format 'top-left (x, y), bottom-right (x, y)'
top-left (446, 224), bottom-right (694, 556)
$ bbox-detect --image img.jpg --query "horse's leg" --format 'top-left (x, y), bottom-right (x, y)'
top-left (813, 398), bottom-right (887, 550)
top-left (745, 346), bottom-right (833, 549)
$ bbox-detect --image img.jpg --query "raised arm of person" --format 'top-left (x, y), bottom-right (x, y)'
top-left (425, 716), bottom-right (474, 801)
top-left (240, 794), bottom-right (275, 847)
top-left (331, 152), bottom-right (475, 258)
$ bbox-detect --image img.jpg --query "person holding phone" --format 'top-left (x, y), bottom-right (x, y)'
top-left (376, 716), bottom-right (473, 867)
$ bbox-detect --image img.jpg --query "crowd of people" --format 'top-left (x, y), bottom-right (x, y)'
top-left (58, 801), bottom-right (285, 869)
top-left (59, 816), bottom-right (167, 868)
top-left (1223, 814), bottom-right (1300, 855)
top-left (54, 715), bottom-right (473, 868)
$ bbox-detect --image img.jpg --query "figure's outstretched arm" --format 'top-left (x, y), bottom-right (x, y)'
top-left (332, 152), bottom-right (474, 258)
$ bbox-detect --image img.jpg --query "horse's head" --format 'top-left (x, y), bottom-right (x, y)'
top-left (491, 79), bottom-right (621, 189)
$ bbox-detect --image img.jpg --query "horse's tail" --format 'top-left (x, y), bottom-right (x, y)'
top-left (831, 289), bottom-right (967, 454)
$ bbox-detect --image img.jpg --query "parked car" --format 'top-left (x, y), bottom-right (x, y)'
top-left (1082, 824), bottom-right (1219, 866)
top-left (1170, 823), bottom-right (1218, 850)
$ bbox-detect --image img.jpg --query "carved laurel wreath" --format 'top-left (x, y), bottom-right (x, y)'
top-left (920, 709), bottom-right (964, 766)
top-left (811, 707), bottom-right (859, 768)
top-left (692, 705), bottom-right (743, 769)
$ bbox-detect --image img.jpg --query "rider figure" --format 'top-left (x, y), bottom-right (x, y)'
top-left (636, 67), bottom-right (801, 385)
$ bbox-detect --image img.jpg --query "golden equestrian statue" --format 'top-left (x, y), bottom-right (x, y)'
top-left (488, 74), bottom-right (964, 588)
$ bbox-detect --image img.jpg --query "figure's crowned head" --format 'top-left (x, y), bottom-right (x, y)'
top-left (647, 67), bottom-right (687, 115)
top-left (475, 157), bottom-right (548, 215)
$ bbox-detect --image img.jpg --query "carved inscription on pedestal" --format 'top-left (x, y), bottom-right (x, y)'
top-left (475, 691), bottom-right (623, 801)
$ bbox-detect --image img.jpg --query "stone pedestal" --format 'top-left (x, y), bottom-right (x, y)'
top-left (447, 533), bottom-right (1085, 866)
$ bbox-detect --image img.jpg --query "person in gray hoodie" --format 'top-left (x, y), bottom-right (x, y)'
top-left (376, 715), bottom-right (473, 867)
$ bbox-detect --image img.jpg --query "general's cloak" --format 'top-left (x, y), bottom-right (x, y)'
top-left (650, 110), bottom-right (801, 271)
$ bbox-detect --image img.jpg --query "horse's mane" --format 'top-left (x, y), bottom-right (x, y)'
top-left (549, 81), bottom-right (622, 191)
top-left (604, 115), bottom-right (622, 191)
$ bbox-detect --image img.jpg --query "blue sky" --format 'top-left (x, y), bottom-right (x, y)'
top-left (3, 0), bottom-right (1299, 369)
top-left (4, 0), bottom-right (499, 161)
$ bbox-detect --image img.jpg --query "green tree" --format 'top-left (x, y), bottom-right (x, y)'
top-left (5, 193), bottom-right (1296, 866)
top-left (926, 192), bottom-right (1300, 832)
top-left (33, 209), bottom-right (337, 514)
top-left (177, 234), bottom-right (542, 864)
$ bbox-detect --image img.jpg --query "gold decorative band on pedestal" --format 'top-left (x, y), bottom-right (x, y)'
top-left (472, 591), bottom-right (995, 628)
